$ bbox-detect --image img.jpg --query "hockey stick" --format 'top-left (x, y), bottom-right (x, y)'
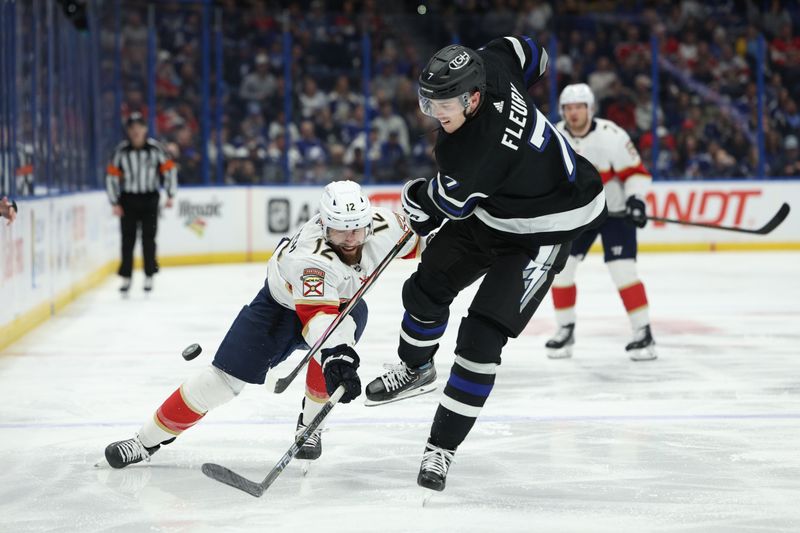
top-left (201, 385), bottom-right (346, 497)
top-left (609, 202), bottom-right (790, 235)
top-left (272, 228), bottom-right (415, 394)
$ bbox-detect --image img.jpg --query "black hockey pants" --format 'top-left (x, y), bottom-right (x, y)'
top-left (398, 216), bottom-right (570, 450)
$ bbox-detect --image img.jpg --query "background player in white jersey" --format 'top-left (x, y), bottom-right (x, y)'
top-left (104, 181), bottom-right (420, 468)
top-left (546, 83), bottom-right (656, 361)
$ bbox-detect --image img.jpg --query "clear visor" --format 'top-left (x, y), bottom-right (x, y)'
top-left (418, 92), bottom-right (468, 117)
top-left (325, 225), bottom-right (371, 248)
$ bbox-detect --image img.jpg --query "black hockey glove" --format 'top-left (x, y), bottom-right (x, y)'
top-left (320, 344), bottom-right (361, 403)
top-left (402, 178), bottom-right (442, 237)
top-left (625, 196), bottom-right (648, 228)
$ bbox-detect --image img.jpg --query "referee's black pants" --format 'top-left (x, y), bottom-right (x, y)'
top-left (118, 192), bottom-right (160, 278)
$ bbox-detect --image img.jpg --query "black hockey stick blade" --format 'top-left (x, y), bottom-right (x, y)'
top-left (751, 202), bottom-right (790, 235)
top-left (201, 462), bottom-right (265, 497)
top-left (202, 386), bottom-right (346, 497)
top-left (609, 203), bottom-right (791, 235)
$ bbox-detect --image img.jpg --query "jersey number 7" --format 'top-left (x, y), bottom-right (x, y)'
top-left (528, 108), bottom-right (577, 182)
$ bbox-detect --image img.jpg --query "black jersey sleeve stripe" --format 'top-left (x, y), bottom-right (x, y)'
top-left (500, 35), bottom-right (547, 88)
top-left (520, 35), bottom-right (543, 84)
top-left (427, 176), bottom-right (486, 219)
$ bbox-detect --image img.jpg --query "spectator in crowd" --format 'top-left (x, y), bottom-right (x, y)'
top-left (264, 132), bottom-right (302, 183)
top-left (268, 109), bottom-right (300, 144)
top-left (328, 75), bottom-right (362, 123)
top-left (633, 75), bottom-right (663, 133)
top-left (679, 134), bottom-right (712, 178)
top-left (299, 77), bottom-right (329, 119)
top-left (295, 120), bottom-right (327, 169)
top-left (315, 108), bottom-right (344, 147)
top-left (227, 147), bottom-right (259, 184)
top-left (374, 131), bottom-right (408, 183)
top-left (773, 94), bottom-right (800, 137)
top-left (777, 135), bottom-right (800, 176)
top-left (174, 125), bottom-right (202, 184)
top-left (588, 56), bottom-right (618, 103)
top-left (769, 22), bottom-right (800, 89)
top-left (344, 126), bottom-right (381, 175)
top-left (240, 53), bottom-right (278, 114)
top-left (372, 100), bottom-right (410, 155)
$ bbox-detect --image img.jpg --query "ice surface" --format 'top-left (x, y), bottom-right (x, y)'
top-left (1, 252), bottom-right (799, 532)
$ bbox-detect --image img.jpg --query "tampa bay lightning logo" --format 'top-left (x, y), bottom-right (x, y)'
top-left (448, 51), bottom-right (471, 70)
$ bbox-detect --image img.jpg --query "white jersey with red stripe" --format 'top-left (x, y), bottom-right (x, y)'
top-left (266, 206), bottom-right (419, 353)
top-left (555, 117), bottom-right (651, 213)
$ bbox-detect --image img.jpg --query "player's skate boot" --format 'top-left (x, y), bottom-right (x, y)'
top-left (104, 435), bottom-right (174, 469)
top-left (364, 361), bottom-right (437, 406)
top-left (417, 440), bottom-right (456, 492)
top-left (119, 277), bottom-right (132, 293)
top-left (545, 323), bottom-right (575, 359)
top-left (143, 276), bottom-right (153, 292)
top-left (626, 325), bottom-right (657, 361)
top-left (294, 414), bottom-right (322, 460)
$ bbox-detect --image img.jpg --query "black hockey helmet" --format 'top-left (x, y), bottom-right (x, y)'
top-left (418, 45), bottom-right (485, 101)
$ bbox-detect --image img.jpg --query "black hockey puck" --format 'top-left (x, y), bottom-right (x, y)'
top-left (182, 343), bottom-right (202, 361)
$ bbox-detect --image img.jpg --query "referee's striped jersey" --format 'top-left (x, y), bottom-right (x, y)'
top-left (105, 138), bottom-right (177, 204)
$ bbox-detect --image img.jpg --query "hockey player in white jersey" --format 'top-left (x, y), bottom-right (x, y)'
top-left (104, 181), bottom-right (420, 468)
top-left (546, 83), bottom-right (657, 361)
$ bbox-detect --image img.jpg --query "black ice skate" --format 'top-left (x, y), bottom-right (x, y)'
top-left (545, 323), bottom-right (575, 359)
top-left (364, 361), bottom-right (437, 406)
top-left (119, 277), bottom-right (132, 293)
top-left (626, 325), bottom-right (657, 361)
top-left (417, 440), bottom-right (456, 492)
top-left (105, 435), bottom-right (174, 469)
top-left (294, 413), bottom-right (322, 461)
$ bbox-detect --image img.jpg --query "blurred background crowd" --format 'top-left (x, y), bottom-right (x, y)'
top-left (3, 0), bottom-right (799, 196)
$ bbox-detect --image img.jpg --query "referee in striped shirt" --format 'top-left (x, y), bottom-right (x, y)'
top-left (106, 112), bottom-right (177, 293)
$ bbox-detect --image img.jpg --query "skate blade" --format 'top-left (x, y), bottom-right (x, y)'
top-left (629, 347), bottom-right (657, 362)
top-left (422, 489), bottom-right (435, 507)
top-left (363, 384), bottom-right (437, 407)
top-left (546, 347), bottom-right (573, 359)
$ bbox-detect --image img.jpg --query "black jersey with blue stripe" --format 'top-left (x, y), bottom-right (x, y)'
top-left (417, 35), bottom-right (607, 246)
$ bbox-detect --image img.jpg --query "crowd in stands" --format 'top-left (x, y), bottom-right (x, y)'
top-left (111, 0), bottom-right (800, 185)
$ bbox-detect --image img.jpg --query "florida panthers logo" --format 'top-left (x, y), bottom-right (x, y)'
top-left (301, 268), bottom-right (326, 297)
top-left (449, 51), bottom-right (471, 70)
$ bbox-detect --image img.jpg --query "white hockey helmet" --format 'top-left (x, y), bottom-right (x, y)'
top-left (559, 83), bottom-right (595, 120)
top-left (319, 180), bottom-right (373, 245)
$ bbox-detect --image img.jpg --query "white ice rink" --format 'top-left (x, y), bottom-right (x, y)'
top-left (1, 252), bottom-right (799, 532)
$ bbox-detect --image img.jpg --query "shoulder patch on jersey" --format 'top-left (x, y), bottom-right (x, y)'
top-left (301, 268), bottom-right (326, 297)
top-left (493, 101), bottom-right (504, 113)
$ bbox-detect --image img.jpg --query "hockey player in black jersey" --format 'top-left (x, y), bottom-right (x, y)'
top-left (365, 36), bottom-right (607, 492)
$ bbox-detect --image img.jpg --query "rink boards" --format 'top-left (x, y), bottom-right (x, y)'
top-left (1, 180), bottom-right (799, 351)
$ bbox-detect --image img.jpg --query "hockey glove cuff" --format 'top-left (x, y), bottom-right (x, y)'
top-left (625, 196), bottom-right (648, 228)
top-left (320, 344), bottom-right (361, 403)
top-left (402, 178), bottom-right (442, 237)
